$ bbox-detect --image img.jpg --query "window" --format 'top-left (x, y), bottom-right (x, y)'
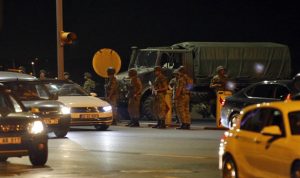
top-left (262, 108), bottom-right (285, 135)
top-left (289, 111), bottom-right (300, 135)
top-left (240, 109), bottom-right (264, 132)
top-left (246, 84), bottom-right (276, 98)
top-left (273, 85), bottom-right (289, 100)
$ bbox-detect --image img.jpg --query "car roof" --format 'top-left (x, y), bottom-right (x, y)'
top-left (241, 100), bottom-right (300, 114)
top-left (0, 71), bottom-right (37, 81)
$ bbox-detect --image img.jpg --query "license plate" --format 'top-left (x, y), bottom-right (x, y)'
top-left (44, 118), bottom-right (59, 125)
top-left (0, 137), bottom-right (21, 144)
top-left (80, 114), bottom-right (99, 118)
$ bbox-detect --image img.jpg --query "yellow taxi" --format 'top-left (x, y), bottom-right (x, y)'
top-left (219, 100), bottom-right (300, 178)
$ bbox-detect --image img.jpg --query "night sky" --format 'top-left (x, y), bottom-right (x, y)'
top-left (0, 0), bottom-right (299, 87)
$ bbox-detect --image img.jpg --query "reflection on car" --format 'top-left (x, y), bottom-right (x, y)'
top-left (221, 80), bottom-right (292, 128)
top-left (0, 72), bottom-right (71, 138)
top-left (219, 100), bottom-right (300, 178)
top-left (0, 85), bottom-right (48, 166)
top-left (42, 80), bottom-right (113, 130)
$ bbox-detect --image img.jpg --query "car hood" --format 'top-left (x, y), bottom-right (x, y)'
top-left (0, 112), bottom-right (39, 122)
top-left (58, 96), bottom-right (110, 107)
top-left (22, 100), bottom-right (64, 109)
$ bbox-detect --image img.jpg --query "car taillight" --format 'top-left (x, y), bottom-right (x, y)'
top-left (219, 97), bottom-right (226, 106)
top-left (285, 93), bottom-right (291, 100)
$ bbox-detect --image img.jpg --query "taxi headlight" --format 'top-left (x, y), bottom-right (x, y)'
top-left (103, 106), bottom-right (112, 112)
top-left (28, 121), bottom-right (44, 134)
top-left (60, 106), bottom-right (71, 114)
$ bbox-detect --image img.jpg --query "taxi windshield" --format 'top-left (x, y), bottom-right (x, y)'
top-left (46, 83), bottom-right (89, 96)
top-left (288, 111), bottom-right (300, 135)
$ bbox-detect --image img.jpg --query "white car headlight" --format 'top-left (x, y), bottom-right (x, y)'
top-left (60, 106), bottom-right (71, 114)
top-left (103, 106), bottom-right (112, 112)
top-left (28, 121), bottom-right (44, 134)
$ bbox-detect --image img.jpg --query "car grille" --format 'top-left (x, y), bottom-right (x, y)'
top-left (0, 124), bottom-right (27, 133)
top-left (71, 107), bottom-right (101, 113)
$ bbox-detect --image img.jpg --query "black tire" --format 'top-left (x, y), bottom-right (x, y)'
top-left (141, 96), bottom-right (156, 120)
top-left (291, 161), bottom-right (300, 178)
top-left (95, 125), bottom-right (109, 131)
top-left (0, 156), bottom-right (8, 162)
top-left (54, 127), bottom-right (69, 138)
top-left (228, 113), bottom-right (240, 128)
top-left (29, 142), bottom-right (48, 166)
top-left (223, 155), bottom-right (238, 178)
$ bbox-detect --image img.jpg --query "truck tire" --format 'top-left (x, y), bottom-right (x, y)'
top-left (95, 125), bottom-right (109, 131)
top-left (54, 127), bottom-right (69, 138)
top-left (141, 96), bottom-right (156, 120)
top-left (29, 142), bottom-right (48, 166)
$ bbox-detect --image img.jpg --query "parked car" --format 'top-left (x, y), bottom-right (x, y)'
top-left (0, 71), bottom-right (71, 137)
top-left (219, 100), bottom-right (300, 178)
top-left (221, 80), bottom-right (292, 128)
top-left (0, 85), bottom-right (48, 166)
top-left (41, 80), bottom-right (113, 130)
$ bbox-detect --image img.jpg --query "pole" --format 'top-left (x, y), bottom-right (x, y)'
top-left (56, 0), bottom-right (64, 79)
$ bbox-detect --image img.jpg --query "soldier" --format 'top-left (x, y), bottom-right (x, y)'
top-left (105, 67), bottom-right (119, 125)
top-left (39, 69), bottom-right (47, 80)
top-left (210, 66), bottom-right (228, 92)
top-left (152, 66), bottom-right (169, 129)
top-left (83, 72), bottom-right (96, 93)
top-left (168, 70), bottom-right (180, 124)
top-left (126, 68), bottom-right (142, 127)
top-left (176, 66), bottom-right (192, 129)
top-left (64, 72), bottom-right (73, 82)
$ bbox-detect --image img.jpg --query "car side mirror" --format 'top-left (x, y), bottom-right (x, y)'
top-left (50, 92), bottom-right (58, 100)
top-left (261, 125), bottom-right (282, 136)
top-left (90, 92), bottom-right (97, 97)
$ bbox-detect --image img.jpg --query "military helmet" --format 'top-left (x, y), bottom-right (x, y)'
top-left (216, 66), bottom-right (225, 72)
top-left (84, 72), bottom-right (92, 78)
top-left (106, 67), bottom-right (116, 75)
top-left (40, 69), bottom-right (46, 74)
top-left (128, 68), bottom-right (137, 77)
top-left (154, 66), bottom-right (162, 72)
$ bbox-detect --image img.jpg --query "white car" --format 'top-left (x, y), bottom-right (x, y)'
top-left (43, 80), bottom-right (113, 130)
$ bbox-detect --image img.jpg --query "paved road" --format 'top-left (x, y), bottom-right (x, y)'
top-left (0, 120), bottom-right (226, 178)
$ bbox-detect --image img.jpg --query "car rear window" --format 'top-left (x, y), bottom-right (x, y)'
top-left (288, 111), bottom-right (300, 135)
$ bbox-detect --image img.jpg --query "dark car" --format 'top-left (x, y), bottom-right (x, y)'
top-left (0, 85), bottom-right (48, 166)
top-left (221, 80), bottom-right (292, 128)
top-left (0, 72), bottom-right (71, 137)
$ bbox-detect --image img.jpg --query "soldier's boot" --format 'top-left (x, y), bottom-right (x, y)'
top-left (152, 120), bottom-right (161, 128)
top-left (176, 123), bottom-right (186, 130)
top-left (130, 118), bottom-right (140, 127)
top-left (158, 120), bottom-right (166, 129)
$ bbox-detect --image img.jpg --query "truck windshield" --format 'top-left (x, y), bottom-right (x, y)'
top-left (131, 51), bottom-right (158, 68)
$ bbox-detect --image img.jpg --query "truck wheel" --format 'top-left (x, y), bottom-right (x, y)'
top-left (141, 96), bottom-right (156, 120)
top-left (95, 125), bottom-right (109, 131)
top-left (29, 142), bottom-right (48, 166)
top-left (0, 156), bottom-right (8, 162)
top-left (54, 127), bottom-right (69, 138)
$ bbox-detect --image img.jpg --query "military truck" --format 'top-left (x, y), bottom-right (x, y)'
top-left (116, 42), bottom-right (291, 120)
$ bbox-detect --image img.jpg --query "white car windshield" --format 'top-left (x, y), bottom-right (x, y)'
top-left (46, 83), bottom-right (89, 96)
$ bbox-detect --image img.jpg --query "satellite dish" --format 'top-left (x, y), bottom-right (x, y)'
top-left (92, 48), bottom-right (121, 78)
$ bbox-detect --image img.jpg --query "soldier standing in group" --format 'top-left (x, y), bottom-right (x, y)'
top-left (210, 66), bottom-right (228, 92)
top-left (105, 67), bottom-right (119, 125)
top-left (83, 72), bottom-right (96, 93)
top-left (152, 66), bottom-right (169, 129)
top-left (175, 66), bottom-right (192, 129)
top-left (209, 66), bottom-right (228, 117)
top-left (126, 68), bottom-right (142, 127)
top-left (168, 70), bottom-right (180, 124)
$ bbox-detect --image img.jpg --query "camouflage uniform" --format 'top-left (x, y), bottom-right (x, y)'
top-left (152, 66), bottom-right (169, 128)
top-left (127, 68), bottom-right (143, 127)
top-left (175, 68), bottom-right (191, 129)
top-left (168, 73), bottom-right (180, 123)
top-left (83, 72), bottom-right (96, 93)
top-left (106, 68), bottom-right (119, 124)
